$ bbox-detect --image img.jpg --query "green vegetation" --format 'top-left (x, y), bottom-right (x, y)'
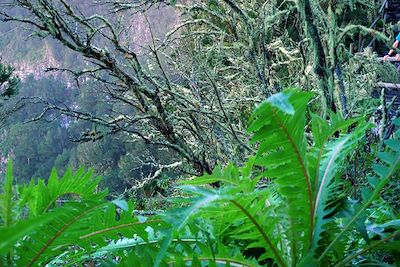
top-left (0, 62), bottom-right (19, 124)
top-left (0, 63), bottom-right (18, 100)
top-left (0, 0), bottom-right (400, 266)
top-left (0, 90), bottom-right (399, 266)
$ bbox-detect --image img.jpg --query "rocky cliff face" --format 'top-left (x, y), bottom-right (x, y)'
top-left (0, 2), bottom-right (178, 81)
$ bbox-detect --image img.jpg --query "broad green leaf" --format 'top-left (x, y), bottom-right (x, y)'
top-left (0, 210), bottom-right (59, 254)
top-left (249, 90), bottom-right (314, 260)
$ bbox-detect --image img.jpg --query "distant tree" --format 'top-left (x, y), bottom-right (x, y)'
top-left (0, 75), bottom-right (176, 193)
top-left (0, 63), bottom-right (18, 99)
top-left (0, 62), bottom-right (19, 123)
top-left (0, 76), bottom-right (77, 182)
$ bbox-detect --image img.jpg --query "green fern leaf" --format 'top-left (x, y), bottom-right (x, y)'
top-left (319, 127), bottom-right (400, 262)
top-left (0, 209), bottom-right (62, 254)
top-left (16, 201), bottom-right (109, 267)
top-left (19, 167), bottom-right (107, 218)
top-left (248, 89), bottom-right (314, 261)
top-left (312, 121), bottom-right (372, 251)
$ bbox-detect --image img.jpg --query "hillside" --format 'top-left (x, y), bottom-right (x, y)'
top-left (0, 2), bottom-right (178, 80)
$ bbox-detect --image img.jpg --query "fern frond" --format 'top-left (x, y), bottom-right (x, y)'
top-left (318, 118), bottom-right (400, 262)
top-left (309, 112), bottom-right (360, 192)
top-left (248, 90), bottom-right (314, 261)
top-left (68, 200), bottom-right (164, 251)
top-left (171, 169), bottom-right (285, 265)
top-left (19, 167), bottom-right (107, 218)
top-left (0, 209), bottom-right (60, 254)
top-left (312, 120), bottom-right (373, 251)
top-left (16, 201), bottom-right (109, 267)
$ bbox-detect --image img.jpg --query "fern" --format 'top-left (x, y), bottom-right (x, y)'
top-left (318, 118), bottom-right (400, 264)
top-left (18, 167), bottom-right (107, 218)
top-left (0, 211), bottom-right (61, 255)
top-left (248, 90), bottom-right (314, 264)
top-left (156, 90), bottom-right (399, 266)
top-left (14, 200), bottom-right (157, 267)
top-left (179, 156), bottom-right (285, 265)
top-left (1, 90), bottom-right (399, 267)
top-left (311, 116), bottom-right (372, 251)
top-left (0, 167), bottom-right (166, 266)
top-left (0, 165), bottom-right (113, 267)
top-left (16, 201), bottom-right (109, 266)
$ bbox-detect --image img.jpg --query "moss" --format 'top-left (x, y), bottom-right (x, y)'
top-left (376, 62), bottom-right (400, 83)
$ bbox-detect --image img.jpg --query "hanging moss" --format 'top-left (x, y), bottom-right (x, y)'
top-left (376, 61), bottom-right (400, 83)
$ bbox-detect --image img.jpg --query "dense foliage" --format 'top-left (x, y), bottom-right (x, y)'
top-left (0, 76), bottom-right (179, 200)
top-left (0, 90), bottom-right (399, 266)
top-left (0, 0), bottom-right (400, 266)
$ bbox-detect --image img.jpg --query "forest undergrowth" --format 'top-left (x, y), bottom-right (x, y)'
top-left (0, 0), bottom-right (400, 266)
top-left (0, 90), bottom-right (399, 266)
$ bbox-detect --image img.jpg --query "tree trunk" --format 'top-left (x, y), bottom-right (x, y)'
top-left (299, 0), bottom-right (337, 114)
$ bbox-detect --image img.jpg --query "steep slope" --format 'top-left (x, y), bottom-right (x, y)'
top-left (0, 2), bottom-right (178, 81)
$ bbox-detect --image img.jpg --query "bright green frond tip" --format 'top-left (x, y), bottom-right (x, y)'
top-left (19, 167), bottom-right (107, 217)
top-left (267, 92), bottom-right (295, 114)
